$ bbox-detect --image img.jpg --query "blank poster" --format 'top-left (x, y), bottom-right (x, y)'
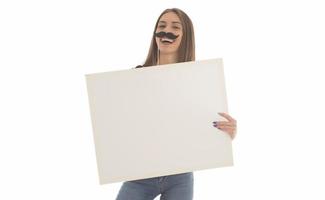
top-left (85, 58), bottom-right (233, 185)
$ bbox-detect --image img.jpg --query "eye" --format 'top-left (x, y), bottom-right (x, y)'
top-left (158, 25), bottom-right (166, 28)
top-left (173, 26), bottom-right (180, 29)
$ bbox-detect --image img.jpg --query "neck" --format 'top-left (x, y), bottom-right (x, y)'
top-left (157, 52), bottom-right (178, 65)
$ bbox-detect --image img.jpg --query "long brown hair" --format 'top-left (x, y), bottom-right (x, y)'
top-left (138, 8), bottom-right (195, 68)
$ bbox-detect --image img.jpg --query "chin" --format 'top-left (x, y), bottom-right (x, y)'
top-left (159, 47), bottom-right (178, 54)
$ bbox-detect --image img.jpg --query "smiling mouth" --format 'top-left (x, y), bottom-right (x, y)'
top-left (160, 38), bottom-right (174, 44)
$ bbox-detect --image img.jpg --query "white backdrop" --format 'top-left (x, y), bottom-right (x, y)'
top-left (0, 0), bottom-right (324, 199)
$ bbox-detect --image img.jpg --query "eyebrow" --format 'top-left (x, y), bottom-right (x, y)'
top-left (158, 20), bottom-right (181, 25)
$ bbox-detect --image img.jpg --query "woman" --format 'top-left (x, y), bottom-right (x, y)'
top-left (116, 8), bottom-right (237, 200)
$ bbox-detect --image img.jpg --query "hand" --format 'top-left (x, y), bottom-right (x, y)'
top-left (212, 112), bottom-right (237, 140)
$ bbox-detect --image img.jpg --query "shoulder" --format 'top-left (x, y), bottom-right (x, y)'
top-left (135, 65), bottom-right (143, 69)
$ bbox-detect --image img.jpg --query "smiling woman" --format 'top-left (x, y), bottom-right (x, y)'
top-left (135, 8), bottom-right (195, 68)
top-left (118, 7), bottom-right (237, 200)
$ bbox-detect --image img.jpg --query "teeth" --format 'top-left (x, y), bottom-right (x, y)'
top-left (161, 38), bottom-right (174, 43)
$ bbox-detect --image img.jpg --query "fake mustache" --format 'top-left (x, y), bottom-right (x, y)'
top-left (154, 31), bottom-right (179, 40)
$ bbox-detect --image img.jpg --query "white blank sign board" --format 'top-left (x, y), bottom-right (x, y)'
top-left (85, 58), bottom-right (233, 185)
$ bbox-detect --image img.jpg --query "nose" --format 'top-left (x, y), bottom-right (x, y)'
top-left (164, 27), bottom-right (174, 33)
top-left (158, 25), bottom-right (175, 34)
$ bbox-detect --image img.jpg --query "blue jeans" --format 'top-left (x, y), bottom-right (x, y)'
top-left (116, 172), bottom-right (194, 200)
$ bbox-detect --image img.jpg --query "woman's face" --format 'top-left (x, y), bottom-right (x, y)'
top-left (155, 12), bottom-right (183, 54)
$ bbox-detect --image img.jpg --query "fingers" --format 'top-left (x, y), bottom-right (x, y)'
top-left (213, 123), bottom-right (235, 131)
top-left (218, 112), bottom-right (236, 124)
top-left (213, 113), bottom-right (237, 140)
top-left (213, 120), bottom-right (236, 130)
top-left (213, 121), bottom-right (233, 127)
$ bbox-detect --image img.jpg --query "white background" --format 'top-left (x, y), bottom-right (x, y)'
top-left (0, 0), bottom-right (324, 199)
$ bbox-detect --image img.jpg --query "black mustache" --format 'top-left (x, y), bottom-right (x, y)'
top-left (154, 31), bottom-right (179, 40)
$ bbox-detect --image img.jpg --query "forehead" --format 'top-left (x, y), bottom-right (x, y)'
top-left (158, 12), bottom-right (181, 24)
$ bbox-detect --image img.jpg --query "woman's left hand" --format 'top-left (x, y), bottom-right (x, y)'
top-left (212, 112), bottom-right (237, 140)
